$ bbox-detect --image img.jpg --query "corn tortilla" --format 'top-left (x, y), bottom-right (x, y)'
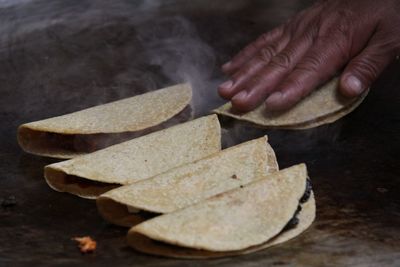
top-left (128, 164), bottom-right (312, 256)
top-left (44, 115), bottom-right (221, 199)
top-left (213, 78), bottom-right (368, 129)
top-left (18, 83), bottom-right (192, 158)
top-left (97, 136), bottom-right (279, 227)
top-left (128, 193), bottom-right (315, 259)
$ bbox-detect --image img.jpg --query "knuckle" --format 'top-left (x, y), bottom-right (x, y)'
top-left (296, 54), bottom-right (322, 74)
top-left (258, 45), bottom-right (277, 63)
top-left (353, 58), bottom-right (380, 80)
top-left (270, 52), bottom-right (293, 70)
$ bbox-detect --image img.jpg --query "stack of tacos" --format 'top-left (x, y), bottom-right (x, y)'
top-left (94, 136), bottom-right (315, 258)
top-left (17, 82), bottom-right (325, 258)
top-left (97, 136), bottom-right (278, 227)
top-left (128, 164), bottom-right (315, 258)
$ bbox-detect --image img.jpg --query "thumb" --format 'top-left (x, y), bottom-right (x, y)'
top-left (340, 40), bottom-right (395, 97)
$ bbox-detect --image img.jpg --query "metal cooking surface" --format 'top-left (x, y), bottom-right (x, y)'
top-left (1, 0), bottom-right (400, 266)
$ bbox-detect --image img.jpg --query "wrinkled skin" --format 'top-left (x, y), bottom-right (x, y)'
top-left (219, 0), bottom-right (400, 112)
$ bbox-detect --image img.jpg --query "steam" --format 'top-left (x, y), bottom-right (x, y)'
top-left (0, 0), bottom-right (30, 8)
top-left (135, 15), bottom-right (222, 115)
top-left (1, 2), bottom-right (227, 120)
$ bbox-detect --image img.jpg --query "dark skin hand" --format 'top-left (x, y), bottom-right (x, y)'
top-left (218, 0), bottom-right (400, 112)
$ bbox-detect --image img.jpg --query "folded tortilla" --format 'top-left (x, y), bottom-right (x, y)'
top-left (44, 115), bottom-right (221, 199)
top-left (214, 78), bottom-right (368, 129)
top-left (128, 164), bottom-right (315, 258)
top-left (18, 83), bottom-right (192, 159)
top-left (97, 135), bottom-right (279, 227)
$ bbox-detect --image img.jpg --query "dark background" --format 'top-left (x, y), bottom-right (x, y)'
top-left (1, 0), bottom-right (399, 266)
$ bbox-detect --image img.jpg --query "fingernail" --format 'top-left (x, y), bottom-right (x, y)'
top-left (265, 92), bottom-right (283, 106)
top-left (345, 75), bottom-right (364, 95)
top-left (232, 90), bottom-right (248, 101)
top-left (222, 62), bottom-right (232, 70)
top-left (219, 80), bottom-right (233, 90)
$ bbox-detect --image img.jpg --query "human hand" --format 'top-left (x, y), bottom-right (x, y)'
top-left (219, 0), bottom-right (400, 112)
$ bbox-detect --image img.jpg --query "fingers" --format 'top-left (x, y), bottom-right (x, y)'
top-left (264, 36), bottom-right (349, 111)
top-left (218, 36), bottom-right (291, 100)
top-left (220, 0), bottom-right (324, 78)
top-left (340, 37), bottom-right (395, 97)
top-left (221, 25), bottom-right (285, 75)
top-left (227, 34), bottom-right (314, 111)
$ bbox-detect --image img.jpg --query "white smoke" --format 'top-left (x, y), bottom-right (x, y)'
top-left (134, 15), bottom-right (222, 114)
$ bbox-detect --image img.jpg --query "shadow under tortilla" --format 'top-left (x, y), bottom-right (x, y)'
top-left (97, 196), bottom-right (160, 227)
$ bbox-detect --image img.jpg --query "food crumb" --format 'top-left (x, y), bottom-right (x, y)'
top-left (72, 236), bottom-right (97, 253)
